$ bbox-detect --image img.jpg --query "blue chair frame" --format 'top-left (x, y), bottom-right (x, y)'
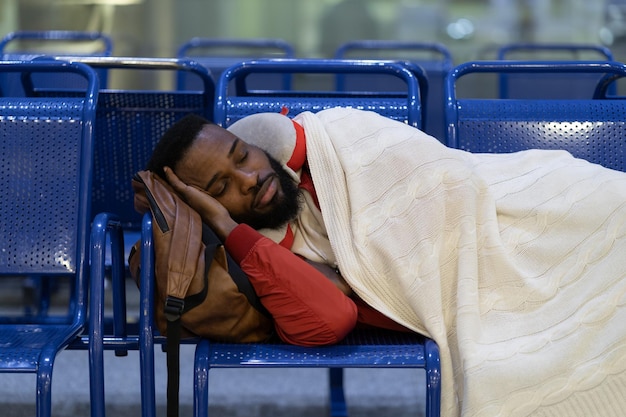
top-left (35, 56), bottom-right (215, 268)
top-left (0, 30), bottom-right (113, 94)
top-left (495, 43), bottom-right (616, 98)
top-left (176, 37), bottom-right (295, 91)
top-left (445, 60), bottom-right (626, 171)
top-left (135, 214), bottom-right (441, 417)
top-left (204, 58), bottom-right (438, 417)
top-left (0, 33), bottom-right (113, 320)
top-left (497, 43), bottom-right (614, 61)
top-left (334, 40), bottom-right (452, 141)
top-left (214, 58), bottom-right (428, 129)
top-left (56, 56), bottom-right (215, 235)
top-left (0, 59), bottom-right (99, 417)
top-left (93, 57), bottom-right (438, 417)
top-left (0, 30), bottom-right (113, 54)
top-left (80, 56), bottom-right (214, 417)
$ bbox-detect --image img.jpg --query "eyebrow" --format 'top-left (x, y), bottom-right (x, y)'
top-left (204, 138), bottom-right (240, 191)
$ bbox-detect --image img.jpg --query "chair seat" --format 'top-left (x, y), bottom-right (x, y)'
top-left (0, 324), bottom-right (81, 371)
top-left (194, 329), bottom-right (442, 417)
top-left (206, 329), bottom-right (428, 367)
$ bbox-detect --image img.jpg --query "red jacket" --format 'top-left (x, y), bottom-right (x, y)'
top-left (224, 172), bottom-right (410, 347)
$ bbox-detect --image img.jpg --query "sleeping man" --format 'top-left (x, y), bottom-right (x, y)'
top-left (142, 107), bottom-right (626, 417)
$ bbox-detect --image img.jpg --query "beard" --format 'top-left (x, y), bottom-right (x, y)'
top-left (240, 152), bottom-right (302, 231)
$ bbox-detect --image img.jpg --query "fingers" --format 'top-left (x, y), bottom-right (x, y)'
top-left (161, 166), bottom-right (237, 239)
top-left (163, 165), bottom-right (213, 205)
top-left (163, 166), bottom-right (205, 206)
top-left (163, 166), bottom-right (185, 193)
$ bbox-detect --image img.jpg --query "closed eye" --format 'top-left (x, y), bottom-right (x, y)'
top-left (238, 149), bottom-right (248, 163)
top-left (211, 180), bottom-right (228, 197)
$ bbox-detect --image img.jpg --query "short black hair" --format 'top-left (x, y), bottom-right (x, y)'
top-left (146, 113), bottom-right (212, 178)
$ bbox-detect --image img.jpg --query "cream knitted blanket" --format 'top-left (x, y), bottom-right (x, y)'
top-left (296, 107), bottom-right (626, 417)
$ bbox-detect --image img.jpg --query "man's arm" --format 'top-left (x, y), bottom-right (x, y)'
top-left (226, 224), bottom-right (358, 346)
top-left (164, 166), bottom-right (358, 346)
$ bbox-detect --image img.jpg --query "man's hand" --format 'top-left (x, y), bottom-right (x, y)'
top-left (164, 166), bottom-right (238, 240)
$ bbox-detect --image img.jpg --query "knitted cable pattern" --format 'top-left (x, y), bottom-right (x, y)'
top-left (300, 107), bottom-right (626, 417)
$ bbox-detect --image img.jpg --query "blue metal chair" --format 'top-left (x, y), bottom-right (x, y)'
top-left (0, 30), bottom-right (113, 95)
top-left (77, 56), bottom-right (214, 417)
top-left (445, 60), bottom-right (626, 172)
top-left (161, 58), bottom-right (438, 417)
top-left (125, 58), bottom-right (438, 417)
top-left (37, 56), bottom-right (215, 269)
top-left (176, 38), bottom-right (295, 91)
top-left (495, 43), bottom-right (616, 98)
top-left (62, 57), bottom-right (214, 240)
top-left (135, 213), bottom-right (441, 417)
top-left (0, 60), bottom-right (99, 417)
top-left (497, 42), bottom-right (614, 61)
top-left (214, 58), bottom-right (428, 129)
top-left (0, 32), bottom-right (113, 319)
top-left (334, 40), bottom-right (453, 142)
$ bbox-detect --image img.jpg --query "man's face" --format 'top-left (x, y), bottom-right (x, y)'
top-left (174, 124), bottom-right (301, 230)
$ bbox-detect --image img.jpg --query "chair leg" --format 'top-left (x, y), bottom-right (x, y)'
top-left (36, 350), bottom-right (54, 417)
top-left (193, 340), bottom-right (210, 417)
top-left (139, 216), bottom-right (157, 417)
top-left (89, 337), bottom-right (106, 417)
top-left (424, 339), bottom-right (442, 417)
top-left (89, 238), bottom-right (106, 417)
top-left (329, 368), bottom-right (348, 417)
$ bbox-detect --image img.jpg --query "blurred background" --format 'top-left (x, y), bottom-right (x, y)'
top-left (1, 0), bottom-right (625, 89)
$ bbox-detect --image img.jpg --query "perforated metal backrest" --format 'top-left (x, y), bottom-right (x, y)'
top-left (176, 38), bottom-right (295, 91)
top-left (0, 30), bottom-right (113, 55)
top-left (92, 91), bottom-right (212, 228)
top-left (0, 106), bottom-right (83, 274)
top-left (0, 62), bottom-right (97, 277)
top-left (497, 43), bottom-right (613, 61)
top-left (496, 44), bottom-right (616, 98)
top-left (446, 61), bottom-right (626, 172)
top-left (62, 57), bottom-right (216, 230)
top-left (334, 41), bottom-right (452, 141)
top-left (215, 58), bottom-right (426, 129)
top-left (453, 99), bottom-right (626, 171)
top-left (0, 31), bottom-right (113, 95)
top-left (334, 40), bottom-right (453, 81)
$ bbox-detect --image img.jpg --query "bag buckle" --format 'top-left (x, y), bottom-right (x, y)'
top-left (164, 296), bottom-right (185, 322)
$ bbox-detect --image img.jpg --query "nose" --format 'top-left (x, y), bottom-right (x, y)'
top-left (236, 168), bottom-right (259, 194)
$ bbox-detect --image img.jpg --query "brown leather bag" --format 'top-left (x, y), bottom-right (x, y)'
top-left (129, 170), bottom-right (273, 343)
top-left (129, 170), bottom-right (274, 417)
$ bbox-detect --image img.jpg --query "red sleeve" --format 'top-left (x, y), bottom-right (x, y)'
top-left (353, 297), bottom-right (413, 332)
top-left (225, 224), bottom-right (358, 346)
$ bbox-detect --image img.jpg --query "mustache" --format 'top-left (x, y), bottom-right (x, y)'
top-left (253, 173), bottom-right (276, 195)
top-left (241, 152), bottom-right (301, 231)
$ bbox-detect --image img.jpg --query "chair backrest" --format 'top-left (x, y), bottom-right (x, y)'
top-left (445, 60), bottom-right (626, 172)
top-left (176, 37), bottom-right (295, 91)
top-left (334, 40), bottom-right (452, 141)
top-left (334, 40), bottom-right (452, 78)
top-left (38, 57), bottom-right (215, 231)
top-left (0, 30), bottom-right (113, 95)
top-left (496, 43), bottom-right (616, 98)
top-left (76, 57), bottom-right (214, 230)
top-left (497, 43), bottom-right (614, 61)
top-left (214, 58), bottom-right (427, 129)
top-left (0, 60), bottom-right (98, 318)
